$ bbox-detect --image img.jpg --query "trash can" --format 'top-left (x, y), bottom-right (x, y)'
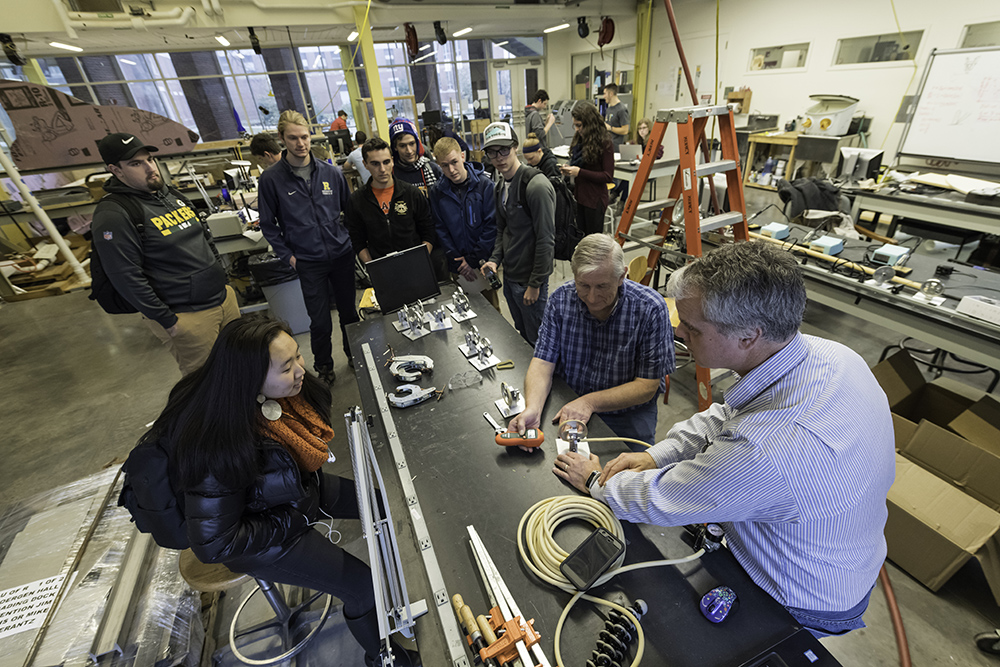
top-left (248, 252), bottom-right (310, 335)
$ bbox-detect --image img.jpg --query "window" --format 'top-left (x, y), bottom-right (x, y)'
top-left (749, 43), bottom-right (810, 71)
top-left (834, 31), bottom-right (922, 65)
top-left (961, 20), bottom-right (1000, 48)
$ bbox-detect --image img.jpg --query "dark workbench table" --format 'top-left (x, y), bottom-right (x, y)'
top-left (346, 284), bottom-right (840, 667)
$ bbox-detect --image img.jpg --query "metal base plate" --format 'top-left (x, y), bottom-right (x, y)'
top-left (494, 396), bottom-right (525, 418)
top-left (555, 438), bottom-right (591, 458)
top-left (397, 325), bottom-right (431, 341)
top-left (457, 343), bottom-right (478, 358)
top-left (469, 354), bottom-right (501, 371)
top-left (425, 314), bottom-right (453, 331)
top-left (447, 304), bottom-right (477, 322)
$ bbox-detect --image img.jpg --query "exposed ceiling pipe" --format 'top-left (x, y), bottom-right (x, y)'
top-left (202, 0), bottom-right (217, 17)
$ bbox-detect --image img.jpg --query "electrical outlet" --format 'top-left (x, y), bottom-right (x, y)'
top-left (435, 589), bottom-right (448, 606)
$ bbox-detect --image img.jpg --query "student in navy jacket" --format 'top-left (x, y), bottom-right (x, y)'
top-left (428, 137), bottom-right (499, 307)
top-left (257, 110), bottom-right (359, 385)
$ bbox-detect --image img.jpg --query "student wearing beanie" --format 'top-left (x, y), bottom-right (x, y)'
top-left (388, 118), bottom-right (442, 195)
top-left (522, 133), bottom-right (561, 180)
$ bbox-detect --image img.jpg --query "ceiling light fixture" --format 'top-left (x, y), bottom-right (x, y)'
top-left (348, 31), bottom-right (359, 42)
top-left (577, 17), bottom-right (590, 38)
top-left (49, 41), bottom-right (83, 52)
top-left (453, 27), bottom-right (472, 37)
top-left (496, 40), bottom-right (509, 47)
top-left (419, 44), bottom-right (431, 51)
top-left (215, 35), bottom-right (230, 47)
top-left (543, 23), bottom-right (570, 34)
top-left (120, 58), bottom-right (137, 65)
top-left (413, 53), bottom-right (434, 63)
top-left (233, 52), bottom-right (245, 59)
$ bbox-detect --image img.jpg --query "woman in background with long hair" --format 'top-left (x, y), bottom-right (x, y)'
top-left (560, 102), bottom-right (614, 235)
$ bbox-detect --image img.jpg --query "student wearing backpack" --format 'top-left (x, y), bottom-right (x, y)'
top-left (479, 122), bottom-right (555, 346)
top-left (90, 133), bottom-right (239, 376)
top-left (125, 317), bottom-right (415, 666)
top-left (559, 102), bottom-right (615, 236)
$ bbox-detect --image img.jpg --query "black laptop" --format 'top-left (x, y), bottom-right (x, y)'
top-left (365, 245), bottom-right (441, 314)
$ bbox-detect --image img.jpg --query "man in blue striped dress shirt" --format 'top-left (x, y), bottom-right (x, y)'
top-left (554, 241), bottom-right (895, 637)
top-left (510, 233), bottom-right (674, 448)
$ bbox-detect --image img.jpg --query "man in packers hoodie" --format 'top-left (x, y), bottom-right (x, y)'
top-left (388, 118), bottom-right (442, 195)
top-left (91, 133), bottom-right (239, 376)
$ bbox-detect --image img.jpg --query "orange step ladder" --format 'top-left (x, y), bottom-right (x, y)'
top-left (615, 104), bottom-right (749, 410)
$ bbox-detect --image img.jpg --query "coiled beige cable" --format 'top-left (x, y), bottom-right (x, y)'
top-left (517, 495), bottom-right (704, 667)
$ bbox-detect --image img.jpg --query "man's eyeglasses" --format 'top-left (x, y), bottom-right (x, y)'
top-left (485, 146), bottom-right (512, 159)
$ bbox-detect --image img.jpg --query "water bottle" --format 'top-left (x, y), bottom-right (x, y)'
top-left (479, 260), bottom-right (502, 291)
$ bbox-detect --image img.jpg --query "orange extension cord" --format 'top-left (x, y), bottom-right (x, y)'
top-left (879, 564), bottom-right (912, 667)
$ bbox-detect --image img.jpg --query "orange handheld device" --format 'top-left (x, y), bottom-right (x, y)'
top-left (495, 429), bottom-right (544, 448)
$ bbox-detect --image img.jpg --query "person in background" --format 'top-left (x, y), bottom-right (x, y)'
top-left (555, 241), bottom-right (895, 639)
top-left (429, 137), bottom-right (499, 309)
top-left (522, 133), bottom-right (561, 180)
top-left (136, 317), bottom-right (415, 667)
top-left (91, 132), bottom-right (239, 376)
top-left (479, 122), bottom-right (555, 346)
top-left (560, 102), bottom-right (614, 236)
top-left (511, 234), bottom-right (673, 448)
top-left (249, 133), bottom-right (283, 168)
top-left (388, 118), bottom-right (442, 195)
top-left (257, 110), bottom-right (358, 385)
top-left (524, 89), bottom-right (556, 150)
top-left (604, 83), bottom-right (631, 208)
top-left (427, 123), bottom-right (470, 157)
top-left (345, 137), bottom-right (445, 279)
top-left (344, 131), bottom-right (371, 187)
top-left (636, 118), bottom-right (664, 160)
top-left (329, 109), bottom-right (348, 132)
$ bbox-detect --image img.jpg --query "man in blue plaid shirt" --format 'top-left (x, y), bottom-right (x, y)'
top-left (510, 234), bottom-right (674, 449)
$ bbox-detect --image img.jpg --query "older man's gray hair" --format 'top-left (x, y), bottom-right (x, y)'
top-left (666, 242), bottom-right (806, 342)
top-left (570, 233), bottom-right (626, 277)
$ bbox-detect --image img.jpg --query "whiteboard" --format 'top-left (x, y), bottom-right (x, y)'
top-left (899, 47), bottom-right (1000, 165)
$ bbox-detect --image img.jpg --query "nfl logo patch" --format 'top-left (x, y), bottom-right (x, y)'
top-left (103, 231), bottom-right (113, 240)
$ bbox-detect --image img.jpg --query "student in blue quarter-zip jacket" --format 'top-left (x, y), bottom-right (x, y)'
top-left (428, 137), bottom-right (499, 309)
top-left (257, 110), bottom-right (358, 386)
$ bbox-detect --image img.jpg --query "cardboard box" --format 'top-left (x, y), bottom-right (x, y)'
top-left (873, 350), bottom-right (1000, 604)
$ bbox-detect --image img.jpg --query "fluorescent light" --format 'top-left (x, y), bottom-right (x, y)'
top-left (233, 52), bottom-right (245, 59)
top-left (543, 23), bottom-right (570, 33)
top-left (49, 42), bottom-right (82, 52)
top-left (348, 31), bottom-right (359, 42)
top-left (156, 52), bottom-right (170, 59)
top-left (419, 44), bottom-right (431, 51)
top-left (215, 35), bottom-right (230, 46)
top-left (496, 41), bottom-right (509, 47)
top-left (120, 58), bottom-right (137, 65)
top-left (453, 27), bottom-right (473, 37)
top-left (413, 53), bottom-right (434, 63)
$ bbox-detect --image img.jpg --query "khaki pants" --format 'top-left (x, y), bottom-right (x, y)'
top-left (145, 286), bottom-right (241, 376)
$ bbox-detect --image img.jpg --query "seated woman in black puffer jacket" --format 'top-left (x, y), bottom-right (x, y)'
top-left (141, 317), bottom-right (397, 665)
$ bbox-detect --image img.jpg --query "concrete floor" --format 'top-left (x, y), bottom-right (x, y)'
top-left (1, 247), bottom-right (999, 666)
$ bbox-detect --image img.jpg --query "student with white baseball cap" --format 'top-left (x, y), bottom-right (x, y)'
top-left (479, 122), bottom-right (555, 345)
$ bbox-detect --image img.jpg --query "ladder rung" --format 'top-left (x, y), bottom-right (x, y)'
top-left (621, 234), bottom-right (665, 253)
top-left (635, 198), bottom-right (676, 213)
top-left (699, 212), bottom-right (745, 233)
top-left (696, 160), bottom-right (737, 177)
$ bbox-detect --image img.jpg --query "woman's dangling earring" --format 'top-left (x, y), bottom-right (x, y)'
top-left (257, 393), bottom-right (282, 421)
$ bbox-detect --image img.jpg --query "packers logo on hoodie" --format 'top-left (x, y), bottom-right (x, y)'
top-left (150, 204), bottom-right (197, 236)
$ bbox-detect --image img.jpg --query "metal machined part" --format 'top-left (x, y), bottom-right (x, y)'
top-left (501, 382), bottom-right (520, 407)
top-left (477, 338), bottom-right (493, 365)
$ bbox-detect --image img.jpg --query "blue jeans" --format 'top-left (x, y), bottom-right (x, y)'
top-left (598, 399), bottom-right (658, 451)
top-left (502, 279), bottom-right (549, 346)
top-left (785, 585), bottom-right (874, 638)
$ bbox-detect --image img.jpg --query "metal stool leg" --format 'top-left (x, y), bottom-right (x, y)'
top-left (228, 579), bottom-right (334, 666)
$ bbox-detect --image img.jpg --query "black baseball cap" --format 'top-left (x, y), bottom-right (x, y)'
top-left (98, 133), bottom-right (159, 165)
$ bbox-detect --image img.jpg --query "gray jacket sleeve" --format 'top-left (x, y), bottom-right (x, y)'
top-left (92, 202), bottom-right (177, 328)
top-left (526, 111), bottom-right (546, 144)
top-left (525, 175), bottom-right (555, 288)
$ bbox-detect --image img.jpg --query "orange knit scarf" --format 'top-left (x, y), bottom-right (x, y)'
top-left (258, 394), bottom-right (334, 473)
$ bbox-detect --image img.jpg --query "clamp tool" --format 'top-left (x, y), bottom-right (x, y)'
top-left (387, 354), bottom-right (434, 382)
top-left (388, 384), bottom-right (438, 408)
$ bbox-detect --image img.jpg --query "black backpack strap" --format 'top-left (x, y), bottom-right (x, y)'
top-left (98, 192), bottom-right (146, 240)
top-left (517, 165), bottom-right (543, 208)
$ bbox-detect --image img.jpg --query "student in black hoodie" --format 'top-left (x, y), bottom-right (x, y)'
top-left (91, 133), bottom-right (238, 376)
top-left (521, 132), bottom-right (561, 179)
